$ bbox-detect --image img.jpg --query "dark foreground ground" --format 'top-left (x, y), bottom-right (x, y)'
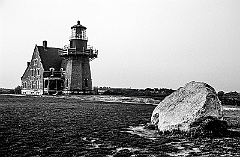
top-left (0, 95), bottom-right (240, 157)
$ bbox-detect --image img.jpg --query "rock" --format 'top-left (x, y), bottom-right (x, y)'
top-left (151, 81), bottom-right (224, 136)
top-left (190, 116), bottom-right (228, 137)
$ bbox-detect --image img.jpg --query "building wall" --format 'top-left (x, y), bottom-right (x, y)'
top-left (64, 58), bottom-right (73, 91)
top-left (70, 57), bottom-right (83, 90)
top-left (70, 39), bottom-right (87, 51)
top-left (82, 57), bottom-right (92, 90)
top-left (64, 55), bottom-right (92, 92)
top-left (21, 46), bottom-right (44, 95)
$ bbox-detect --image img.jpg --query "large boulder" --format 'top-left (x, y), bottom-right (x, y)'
top-left (150, 81), bottom-right (224, 136)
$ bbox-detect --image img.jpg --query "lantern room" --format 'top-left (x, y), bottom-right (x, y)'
top-left (70, 20), bottom-right (87, 40)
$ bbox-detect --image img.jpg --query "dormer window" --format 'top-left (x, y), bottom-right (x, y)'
top-left (50, 68), bottom-right (54, 76)
top-left (60, 68), bottom-right (64, 76)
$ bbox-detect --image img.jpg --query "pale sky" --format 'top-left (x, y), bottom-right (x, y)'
top-left (1, 0), bottom-right (240, 92)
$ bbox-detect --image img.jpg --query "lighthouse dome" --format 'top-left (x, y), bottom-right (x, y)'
top-left (71, 20), bottom-right (87, 29)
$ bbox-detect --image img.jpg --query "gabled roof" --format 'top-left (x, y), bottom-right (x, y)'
top-left (21, 64), bottom-right (30, 80)
top-left (37, 46), bottom-right (64, 71)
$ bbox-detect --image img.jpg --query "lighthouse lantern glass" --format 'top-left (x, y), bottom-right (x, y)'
top-left (70, 27), bottom-right (87, 40)
top-left (71, 28), bottom-right (76, 38)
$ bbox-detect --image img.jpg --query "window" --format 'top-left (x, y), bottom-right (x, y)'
top-left (22, 82), bottom-right (27, 89)
top-left (44, 80), bottom-right (48, 88)
top-left (83, 30), bottom-right (86, 39)
top-left (66, 79), bottom-right (68, 88)
top-left (31, 81), bottom-right (34, 89)
top-left (33, 59), bottom-right (37, 66)
top-left (37, 69), bottom-right (40, 76)
top-left (84, 79), bottom-right (88, 87)
top-left (37, 80), bottom-right (40, 89)
top-left (31, 69), bottom-right (34, 76)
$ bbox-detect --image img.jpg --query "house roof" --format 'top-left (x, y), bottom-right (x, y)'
top-left (37, 46), bottom-right (65, 71)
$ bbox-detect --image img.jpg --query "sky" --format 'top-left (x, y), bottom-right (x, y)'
top-left (1, 0), bottom-right (240, 92)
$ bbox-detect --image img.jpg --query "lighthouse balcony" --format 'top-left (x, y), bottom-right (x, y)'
top-left (58, 46), bottom-right (98, 59)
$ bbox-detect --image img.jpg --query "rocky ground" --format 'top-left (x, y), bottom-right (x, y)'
top-left (0, 95), bottom-right (239, 157)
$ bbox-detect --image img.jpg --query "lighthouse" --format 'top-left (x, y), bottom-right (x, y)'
top-left (59, 21), bottom-right (98, 94)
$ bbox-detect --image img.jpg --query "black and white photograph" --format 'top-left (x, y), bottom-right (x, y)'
top-left (0, 0), bottom-right (240, 156)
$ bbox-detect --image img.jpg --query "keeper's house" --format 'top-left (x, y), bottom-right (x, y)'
top-left (21, 41), bottom-right (66, 95)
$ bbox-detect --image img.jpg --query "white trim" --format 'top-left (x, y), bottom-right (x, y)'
top-left (49, 68), bottom-right (55, 76)
top-left (21, 89), bottom-right (43, 95)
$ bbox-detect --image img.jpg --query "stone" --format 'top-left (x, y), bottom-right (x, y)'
top-left (189, 116), bottom-right (228, 137)
top-left (150, 81), bottom-right (224, 136)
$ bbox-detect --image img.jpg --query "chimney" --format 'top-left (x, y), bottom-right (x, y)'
top-left (43, 40), bottom-right (47, 49)
top-left (27, 62), bottom-right (30, 67)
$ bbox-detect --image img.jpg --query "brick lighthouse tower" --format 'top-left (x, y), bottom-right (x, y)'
top-left (59, 21), bottom-right (98, 94)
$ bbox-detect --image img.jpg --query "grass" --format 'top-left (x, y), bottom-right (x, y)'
top-left (223, 109), bottom-right (240, 128)
top-left (0, 94), bottom-right (239, 157)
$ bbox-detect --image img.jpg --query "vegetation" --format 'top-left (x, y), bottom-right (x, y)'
top-left (97, 87), bottom-right (175, 100)
top-left (0, 95), bottom-right (239, 156)
top-left (14, 86), bottom-right (22, 94)
top-left (0, 88), bottom-right (14, 94)
top-left (218, 91), bottom-right (240, 106)
top-left (0, 86), bottom-right (22, 94)
top-left (1, 85), bottom-right (240, 107)
top-left (97, 87), bottom-right (240, 106)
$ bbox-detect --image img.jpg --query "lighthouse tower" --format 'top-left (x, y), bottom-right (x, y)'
top-left (59, 21), bottom-right (98, 94)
